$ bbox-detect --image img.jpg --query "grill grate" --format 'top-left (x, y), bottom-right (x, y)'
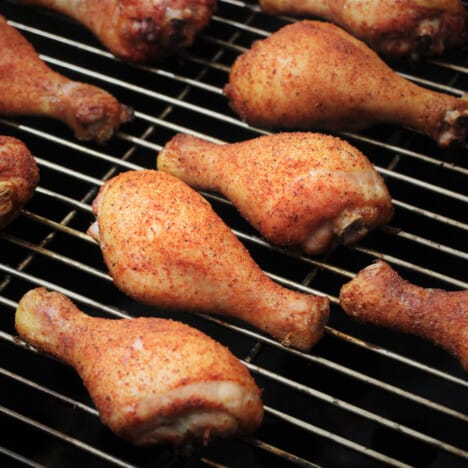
top-left (0, 0), bottom-right (467, 467)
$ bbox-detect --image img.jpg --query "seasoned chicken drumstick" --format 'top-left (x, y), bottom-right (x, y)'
top-left (339, 261), bottom-right (468, 370)
top-left (0, 16), bottom-right (132, 143)
top-left (19, 0), bottom-right (217, 62)
top-left (158, 132), bottom-right (393, 255)
top-left (225, 21), bottom-right (468, 148)
top-left (88, 170), bottom-right (330, 351)
top-left (259, 0), bottom-right (468, 60)
top-left (16, 288), bottom-right (263, 446)
top-left (0, 136), bottom-right (39, 229)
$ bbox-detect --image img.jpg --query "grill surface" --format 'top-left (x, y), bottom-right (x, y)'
top-left (0, 1), bottom-right (467, 467)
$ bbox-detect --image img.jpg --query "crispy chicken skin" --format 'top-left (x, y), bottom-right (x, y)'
top-left (88, 170), bottom-right (329, 351)
top-left (0, 136), bottom-right (39, 229)
top-left (19, 0), bottom-right (217, 62)
top-left (15, 288), bottom-right (264, 446)
top-left (158, 132), bottom-right (393, 255)
top-left (259, 0), bottom-right (468, 60)
top-left (339, 260), bottom-right (468, 370)
top-left (0, 16), bottom-right (132, 143)
top-left (225, 20), bottom-right (468, 148)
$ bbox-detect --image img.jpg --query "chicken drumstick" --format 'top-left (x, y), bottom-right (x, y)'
top-left (88, 170), bottom-right (330, 351)
top-left (19, 0), bottom-right (217, 62)
top-left (0, 136), bottom-right (39, 229)
top-left (339, 260), bottom-right (468, 370)
top-left (0, 16), bottom-right (132, 143)
top-left (16, 288), bottom-right (264, 446)
top-left (225, 20), bottom-right (468, 148)
top-left (158, 132), bottom-right (393, 255)
top-left (259, 0), bottom-right (468, 60)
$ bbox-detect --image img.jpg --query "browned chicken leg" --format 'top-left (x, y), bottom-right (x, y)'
top-left (0, 136), bottom-right (39, 229)
top-left (225, 20), bottom-right (468, 148)
top-left (158, 132), bottom-right (393, 255)
top-left (88, 170), bottom-right (330, 351)
top-left (15, 287), bottom-right (264, 446)
top-left (339, 260), bottom-right (468, 370)
top-left (0, 16), bottom-right (132, 143)
top-left (259, 0), bottom-right (468, 60)
top-left (19, 0), bottom-right (217, 62)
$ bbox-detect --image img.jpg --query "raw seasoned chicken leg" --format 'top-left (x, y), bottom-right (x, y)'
top-left (225, 20), bottom-right (468, 148)
top-left (0, 16), bottom-right (132, 143)
top-left (259, 0), bottom-right (468, 60)
top-left (88, 170), bottom-right (329, 351)
top-left (19, 0), bottom-right (217, 62)
top-left (15, 288), bottom-right (264, 446)
top-left (158, 132), bottom-right (393, 255)
top-left (339, 260), bottom-right (468, 370)
top-left (0, 136), bottom-right (39, 229)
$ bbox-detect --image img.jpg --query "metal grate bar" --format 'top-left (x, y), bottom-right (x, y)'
top-left (3, 225), bottom-right (467, 394)
top-left (0, 356), bottom-right (300, 468)
top-left (3, 182), bottom-right (467, 385)
top-left (264, 406), bottom-right (412, 468)
top-left (2, 254), bottom-right (467, 465)
top-left (429, 59), bottom-right (468, 75)
top-left (0, 109), bottom-right (468, 238)
top-left (201, 311), bottom-right (468, 388)
top-left (0, 306), bottom-right (424, 468)
top-left (27, 60), bottom-right (467, 208)
top-left (324, 326), bottom-right (468, 388)
top-left (0, 446), bottom-right (46, 468)
top-left (0, 404), bottom-right (137, 468)
top-left (2, 250), bottom-right (467, 460)
top-left (1, 1), bottom-right (467, 466)
top-left (390, 199), bottom-right (467, 231)
top-left (4, 21), bottom-right (458, 184)
top-left (0, 113), bottom-right (463, 291)
top-left (0, 118), bottom-right (142, 171)
top-left (10, 9), bottom-right (468, 98)
top-left (247, 364), bottom-right (468, 460)
top-left (1, 160), bottom-right (466, 402)
top-left (0, 307), bottom-right (402, 467)
top-left (343, 131), bottom-right (468, 174)
top-left (380, 225), bottom-right (468, 261)
top-left (0, 366), bottom-right (99, 418)
top-left (216, 0), bottom-right (468, 92)
top-left (241, 438), bottom-right (322, 468)
top-left (3, 24), bottom-right (467, 201)
top-left (352, 246), bottom-right (468, 289)
top-left (3, 112), bottom-right (466, 289)
top-left (26, 0), bottom-right (463, 96)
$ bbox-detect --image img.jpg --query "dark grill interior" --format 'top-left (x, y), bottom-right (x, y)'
top-left (0, 1), bottom-right (467, 467)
